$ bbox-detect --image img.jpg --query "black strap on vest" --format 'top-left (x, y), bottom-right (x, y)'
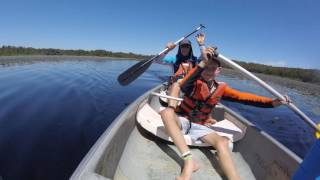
top-left (184, 80), bottom-right (219, 134)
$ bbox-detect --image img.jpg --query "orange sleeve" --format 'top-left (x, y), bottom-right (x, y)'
top-left (179, 66), bottom-right (200, 87)
top-left (222, 86), bottom-right (274, 108)
top-left (179, 66), bottom-right (203, 95)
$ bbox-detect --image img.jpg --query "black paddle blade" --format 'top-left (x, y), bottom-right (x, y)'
top-left (117, 58), bottom-right (154, 86)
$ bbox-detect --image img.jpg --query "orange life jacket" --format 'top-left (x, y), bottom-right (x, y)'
top-left (173, 62), bottom-right (194, 82)
top-left (177, 80), bottom-right (227, 125)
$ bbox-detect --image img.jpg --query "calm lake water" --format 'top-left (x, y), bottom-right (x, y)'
top-left (0, 57), bottom-right (319, 180)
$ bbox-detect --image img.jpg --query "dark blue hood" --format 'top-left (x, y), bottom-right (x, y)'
top-left (174, 42), bottom-right (197, 73)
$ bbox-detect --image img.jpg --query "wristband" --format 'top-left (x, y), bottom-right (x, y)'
top-left (183, 154), bottom-right (193, 161)
top-left (181, 151), bottom-right (191, 157)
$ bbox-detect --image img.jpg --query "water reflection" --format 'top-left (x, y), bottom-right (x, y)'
top-left (0, 57), bottom-right (319, 180)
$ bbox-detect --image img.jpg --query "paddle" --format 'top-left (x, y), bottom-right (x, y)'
top-left (151, 92), bottom-right (183, 101)
top-left (117, 24), bottom-right (205, 86)
top-left (215, 53), bottom-right (320, 133)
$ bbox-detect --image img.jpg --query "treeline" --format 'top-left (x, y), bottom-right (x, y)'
top-left (226, 60), bottom-right (320, 85)
top-left (0, 45), bottom-right (150, 59)
top-left (1, 45), bottom-right (319, 85)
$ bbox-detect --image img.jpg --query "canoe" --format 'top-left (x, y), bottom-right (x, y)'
top-left (70, 84), bottom-right (302, 180)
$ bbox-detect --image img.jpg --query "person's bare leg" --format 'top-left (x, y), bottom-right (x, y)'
top-left (202, 133), bottom-right (240, 180)
top-left (160, 108), bottom-right (199, 180)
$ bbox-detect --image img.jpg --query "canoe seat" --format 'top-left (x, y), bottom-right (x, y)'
top-left (137, 103), bottom-right (246, 148)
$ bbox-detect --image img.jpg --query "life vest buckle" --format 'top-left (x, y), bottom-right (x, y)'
top-left (189, 109), bottom-right (204, 123)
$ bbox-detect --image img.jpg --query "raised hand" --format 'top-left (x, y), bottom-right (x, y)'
top-left (165, 42), bottom-right (176, 53)
top-left (199, 46), bottom-right (217, 67)
top-left (196, 33), bottom-right (205, 46)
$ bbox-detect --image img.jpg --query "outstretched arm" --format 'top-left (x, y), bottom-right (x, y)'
top-left (222, 86), bottom-right (290, 108)
top-left (154, 42), bottom-right (176, 65)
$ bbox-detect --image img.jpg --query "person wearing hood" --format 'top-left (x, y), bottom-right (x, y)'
top-left (156, 34), bottom-right (205, 81)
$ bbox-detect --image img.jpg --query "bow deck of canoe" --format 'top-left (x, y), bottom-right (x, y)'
top-left (71, 85), bottom-right (302, 180)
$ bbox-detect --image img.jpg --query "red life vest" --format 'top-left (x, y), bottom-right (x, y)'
top-left (177, 80), bottom-right (227, 125)
top-left (173, 62), bottom-right (194, 82)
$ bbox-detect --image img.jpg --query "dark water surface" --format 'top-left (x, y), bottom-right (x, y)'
top-left (0, 57), bottom-right (319, 180)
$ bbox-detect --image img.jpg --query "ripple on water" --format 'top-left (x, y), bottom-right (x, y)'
top-left (0, 58), bottom-right (319, 179)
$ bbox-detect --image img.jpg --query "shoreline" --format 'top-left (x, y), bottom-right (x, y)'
top-left (221, 68), bottom-right (320, 97)
top-left (0, 55), bottom-right (144, 67)
top-left (0, 55), bottom-right (143, 62)
top-left (1, 55), bottom-right (319, 96)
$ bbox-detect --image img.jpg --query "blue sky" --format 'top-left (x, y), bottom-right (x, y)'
top-left (1, 0), bottom-right (319, 69)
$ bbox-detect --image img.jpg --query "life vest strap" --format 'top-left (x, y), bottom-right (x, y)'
top-left (178, 80), bottom-right (227, 127)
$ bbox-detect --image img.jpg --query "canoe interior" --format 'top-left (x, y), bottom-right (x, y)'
top-left (70, 85), bottom-right (302, 180)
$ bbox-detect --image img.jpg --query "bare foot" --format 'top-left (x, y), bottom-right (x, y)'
top-left (192, 159), bottom-right (200, 172)
top-left (176, 159), bottom-right (199, 180)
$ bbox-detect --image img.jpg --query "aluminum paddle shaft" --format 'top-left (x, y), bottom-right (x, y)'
top-left (117, 24), bottom-right (205, 86)
top-left (217, 54), bottom-right (320, 132)
top-left (157, 24), bottom-right (205, 56)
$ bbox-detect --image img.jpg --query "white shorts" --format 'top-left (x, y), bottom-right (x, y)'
top-left (178, 116), bottom-right (217, 142)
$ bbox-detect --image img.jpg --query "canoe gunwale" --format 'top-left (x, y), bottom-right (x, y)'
top-left (71, 84), bottom-right (303, 180)
top-left (70, 85), bottom-right (163, 180)
top-left (222, 105), bottom-right (302, 179)
top-left (222, 104), bottom-right (302, 163)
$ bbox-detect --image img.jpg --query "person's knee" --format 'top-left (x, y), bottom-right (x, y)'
top-left (215, 137), bottom-right (229, 150)
top-left (160, 108), bottom-right (173, 122)
top-left (171, 82), bottom-right (179, 89)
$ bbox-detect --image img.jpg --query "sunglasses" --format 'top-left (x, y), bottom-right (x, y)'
top-left (180, 44), bottom-right (190, 48)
